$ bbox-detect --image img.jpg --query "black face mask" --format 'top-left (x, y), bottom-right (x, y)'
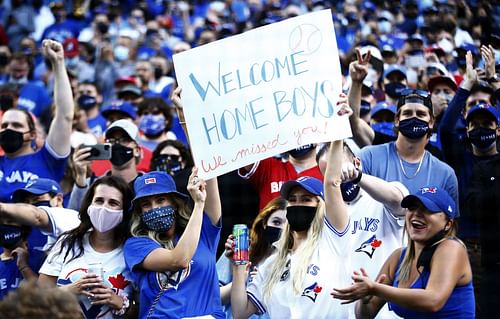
top-left (288, 144), bottom-right (314, 159)
top-left (468, 128), bottom-right (497, 150)
top-left (397, 118), bottom-right (429, 139)
top-left (96, 22), bottom-right (109, 34)
top-left (153, 67), bottom-right (163, 80)
top-left (33, 200), bottom-right (51, 207)
top-left (341, 182), bottom-right (361, 202)
top-left (263, 226), bottom-right (282, 244)
top-left (385, 82), bottom-right (406, 99)
top-left (110, 144), bottom-right (134, 167)
top-left (77, 94), bottom-right (97, 110)
top-left (0, 129), bottom-right (27, 153)
top-left (0, 225), bottom-right (23, 249)
top-left (286, 206), bottom-right (316, 232)
top-left (416, 228), bottom-right (447, 271)
top-left (0, 53), bottom-right (9, 67)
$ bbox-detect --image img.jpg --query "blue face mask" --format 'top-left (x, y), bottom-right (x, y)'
top-left (371, 122), bottom-right (396, 137)
top-left (77, 94), bottom-right (97, 110)
top-left (468, 128), bottom-right (497, 150)
top-left (340, 182), bottom-right (360, 202)
top-left (385, 82), bottom-right (406, 99)
top-left (0, 225), bottom-right (23, 249)
top-left (398, 118), bottom-right (429, 139)
top-left (141, 205), bottom-right (175, 232)
top-left (140, 114), bottom-right (166, 137)
top-left (288, 144), bottom-right (314, 159)
top-left (152, 154), bottom-right (182, 176)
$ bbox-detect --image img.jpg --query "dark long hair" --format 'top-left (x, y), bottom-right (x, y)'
top-left (55, 176), bottom-right (133, 263)
top-left (150, 139), bottom-right (194, 170)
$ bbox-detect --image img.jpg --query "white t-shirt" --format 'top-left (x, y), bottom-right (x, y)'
top-left (39, 206), bottom-right (81, 251)
top-left (40, 232), bottom-right (133, 319)
top-left (347, 182), bottom-right (408, 319)
top-left (247, 218), bottom-right (352, 319)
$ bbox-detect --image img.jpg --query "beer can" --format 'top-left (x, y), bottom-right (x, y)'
top-left (233, 224), bottom-right (249, 265)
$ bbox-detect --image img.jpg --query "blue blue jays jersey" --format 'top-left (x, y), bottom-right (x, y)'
top-left (0, 143), bottom-right (68, 202)
top-left (124, 213), bottom-right (224, 319)
top-left (0, 249), bottom-right (46, 299)
top-left (17, 82), bottom-right (52, 117)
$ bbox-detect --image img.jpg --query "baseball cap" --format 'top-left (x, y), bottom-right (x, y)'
top-left (132, 171), bottom-right (188, 205)
top-left (401, 186), bottom-right (456, 218)
top-left (114, 76), bottom-right (138, 87)
top-left (63, 38), bottom-right (79, 58)
top-left (466, 103), bottom-right (499, 124)
top-left (118, 84), bottom-right (142, 97)
top-left (360, 100), bottom-right (371, 115)
top-left (105, 119), bottom-right (139, 141)
top-left (371, 101), bottom-right (396, 116)
top-left (280, 176), bottom-right (324, 200)
top-left (101, 100), bottom-right (137, 120)
top-left (406, 34), bottom-right (424, 44)
top-left (384, 64), bottom-right (407, 80)
top-left (11, 178), bottom-right (62, 203)
top-left (427, 75), bottom-right (457, 93)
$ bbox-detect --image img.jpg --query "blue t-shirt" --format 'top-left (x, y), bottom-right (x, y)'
top-left (124, 213), bottom-right (224, 319)
top-left (87, 114), bottom-right (107, 138)
top-left (359, 141), bottom-right (459, 215)
top-left (0, 249), bottom-right (46, 299)
top-left (0, 143), bottom-right (68, 202)
top-left (388, 247), bottom-right (475, 318)
top-left (40, 20), bottom-right (81, 44)
top-left (17, 82), bottom-right (52, 117)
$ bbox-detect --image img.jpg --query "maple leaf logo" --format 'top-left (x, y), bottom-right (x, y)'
top-left (313, 286), bottom-right (322, 293)
top-left (371, 239), bottom-right (382, 248)
top-left (108, 273), bottom-right (130, 289)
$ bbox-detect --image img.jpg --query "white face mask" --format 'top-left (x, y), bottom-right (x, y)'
top-left (438, 38), bottom-right (455, 54)
top-left (87, 205), bottom-right (123, 233)
top-left (366, 68), bottom-right (379, 84)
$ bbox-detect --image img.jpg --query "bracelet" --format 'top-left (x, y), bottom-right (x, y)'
top-left (178, 121), bottom-right (186, 125)
top-left (112, 295), bottom-right (130, 316)
top-left (18, 265), bottom-right (29, 272)
top-left (352, 170), bottom-right (363, 184)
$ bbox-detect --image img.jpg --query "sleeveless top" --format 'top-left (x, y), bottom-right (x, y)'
top-left (388, 246), bottom-right (475, 319)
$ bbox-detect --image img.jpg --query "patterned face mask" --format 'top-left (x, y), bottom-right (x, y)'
top-left (141, 205), bottom-right (176, 232)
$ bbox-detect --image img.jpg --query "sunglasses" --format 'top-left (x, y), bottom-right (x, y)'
top-left (397, 89), bottom-right (432, 109)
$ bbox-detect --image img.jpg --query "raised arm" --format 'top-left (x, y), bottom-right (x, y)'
top-left (348, 49), bottom-right (374, 147)
top-left (141, 168), bottom-right (206, 272)
top-left (0, 203), bottom-right (51, 233)
top-left (43, 39), bottom-right (74, 156)
top-left (171, 87), bottom-right (221, 224)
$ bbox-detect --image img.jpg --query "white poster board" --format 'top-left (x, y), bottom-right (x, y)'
top-left (173, 9), bottom-right (351, 179)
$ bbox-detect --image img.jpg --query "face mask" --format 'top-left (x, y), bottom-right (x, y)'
top-left (114, 45), bottom-right (129, 62)
top-left (110, 143), bottom-right (134, 167)
top-left (154, 67), bottom-right (163, 80)
top-left (141, 205), bottom-right (175, 232)
top-left (438, 38), bottom-right (454, 54)
top-left (152, 154), bottom-right (182, 175)
top-left (398, 118), bottom-right (429, 139)
top-left (378, 21), bottom-right (391, 34)
top-left (0, 225), bottom-right (23, 249)
top-left (288, 144), bottom-right (314, 158)
top-left (437, 92), bottom-right (453, 104)
top-left (87, 205), bottom-right (123, 233)
top-left (468, 128), bottom-right (497, 150)
top-left (340, 182), bottom-right (361, 202)
top-left (77, 94), bottom-right (97, 110)
top-left (263, 226), bottom-right (282, 244)
top-left (9, 76), bottom-right (27, 85)
top-left (0, 129), bottom-right (28, 153)
top-left (33, 200), bottom-right (51, 207)
top-left (65, 56), bottom-right (79, 69)
top-left (139, 114), bottom-right (166, 137)
top-left (385, 82), bottom-right (406, 99)
top-left (0, 95), bottom-right (14, 111)
top-left (96, 22), bottom-right (109, 34)
top-left (0, 53), bottom-right (9, 66)
top-left (286, 206), bottom-right (316, 232)
top-left (366, 68), bottom-right (379, 84)
top-left (371, 122), bottom-right (396, 137)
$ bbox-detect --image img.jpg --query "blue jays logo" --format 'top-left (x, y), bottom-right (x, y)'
top-left (355, 235), bottom-right (382, 258)
top-left (280, 259), bottom-right (291, 282)
top-left (157, 262), bottom-right (191, 290)
top-left (421, 187), bottom-right (437, 194)
top-left (301, 282), bottom-right (323, 302)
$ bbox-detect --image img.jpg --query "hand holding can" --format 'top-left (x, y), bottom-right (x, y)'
top-left (233, 224), bottom-right (249, 265)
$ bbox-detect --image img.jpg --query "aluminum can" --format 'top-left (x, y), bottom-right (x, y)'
top-left (233, 224), bottom-right (249, 264)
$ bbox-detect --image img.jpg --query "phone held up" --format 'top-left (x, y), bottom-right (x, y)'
top-left (81, 143), bottom-right (112, 161)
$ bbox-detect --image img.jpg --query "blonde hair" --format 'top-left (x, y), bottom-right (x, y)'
top-left (130, 194), bottom-right (191, 248)
top-left (263, 199), bottom-right (325, 298)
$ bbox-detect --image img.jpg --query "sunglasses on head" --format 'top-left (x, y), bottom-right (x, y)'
top-left (397, 89), bottom-right (432, 109)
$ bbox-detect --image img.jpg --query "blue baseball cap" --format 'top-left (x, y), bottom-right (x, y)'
top-left (11, 178), bottom-right (62, 203)
top-left (132, 171), bottom-right (188, 205)
top-left (384, 64), bottom-right (407, 80)
top-left (401, 186), bottom-right (456, 218)
top-left (101, 100), bottom-right (137, 120)
top-left (371, 101), bottom-right (396, 117)
top-left (466, 103), bottom-right (499, 125)
top-left (280, 176), bottom-right (324, 200)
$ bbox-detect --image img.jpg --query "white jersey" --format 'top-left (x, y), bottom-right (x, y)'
top-left (347, 182), bottom-right (408, 319)
top-left (40, 232), bottom-right (133, 319)
top-left (39, 206), bottom-right (81, 251)
top-left (247, 217), bottom-right (352, 319)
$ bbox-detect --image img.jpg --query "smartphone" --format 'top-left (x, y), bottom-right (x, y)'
top-left (83, 144), bottom-right (112, 160)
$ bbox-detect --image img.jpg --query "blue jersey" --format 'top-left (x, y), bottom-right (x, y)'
top-left (17, 82), bottom-right (52, 117)
top-left (124, 213), bottom-right (224, 319)
top-left (40, 20), bottom-right (81, 43)
top-left (0, 143), bottom-right (68, 202)
top-left (359, 141), bottom-right (459, 215)
top-left (87, 114), bottom-right (107, 138)
top-left (0, 249), bottom-right (46, 299)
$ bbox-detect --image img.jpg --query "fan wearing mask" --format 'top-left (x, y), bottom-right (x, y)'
top-left (137, 97), bottom-right (176, 152)
top-left (75, 81), bottom-right (107, 138)
top-left (358, 88), bottom-right (459, 208)
top-left (230, 101), bottom-right (352, 319)
top-left (38, 176), bottom-right (135, 318)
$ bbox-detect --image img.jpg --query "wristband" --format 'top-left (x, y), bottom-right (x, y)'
top-left (112, 295), bottom-right (130, 316)
top-left (352, 170), bottom-right (363, 184)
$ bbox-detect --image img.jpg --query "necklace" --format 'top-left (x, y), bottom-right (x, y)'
top-left (397, 151), bottom-right (425, 179)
